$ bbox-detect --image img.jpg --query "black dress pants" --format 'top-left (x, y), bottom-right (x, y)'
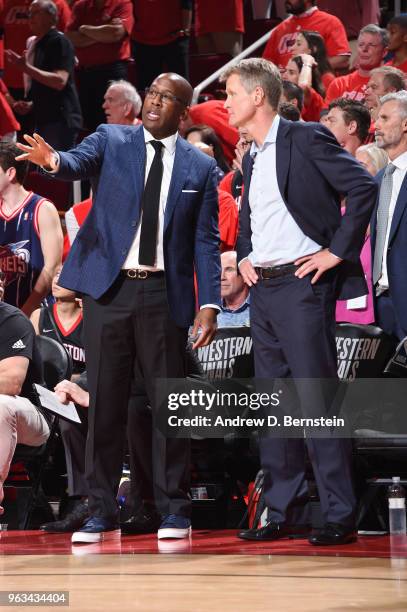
top-left (251, 270), bottom-right (356, 528)
top-left (82, 274), bottom-right (190, 521)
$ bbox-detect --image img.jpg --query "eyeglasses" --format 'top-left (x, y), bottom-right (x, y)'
top-left (145, 87), bottom-right (187, 106)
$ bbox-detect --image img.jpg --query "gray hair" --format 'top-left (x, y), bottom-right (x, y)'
top-left (359, 24), bottom-right (389, 48)
top-left (33, 0), bottom-right (58, 23)
top-left (380, 90), bottom-right (407, 119)
top-left (370, 66), bottom-right (406, 92)
top-left (107, 80), bottom-right (142, 116)
top-left (356, 143), bottom-right (389, 173)
top-left (219, 57), bottom-right (282, 110)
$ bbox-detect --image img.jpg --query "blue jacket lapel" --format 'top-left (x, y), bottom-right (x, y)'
top-left (129, 127), bottom-right (147, 223)
top-left (164, 137), bottom-right (191, 231)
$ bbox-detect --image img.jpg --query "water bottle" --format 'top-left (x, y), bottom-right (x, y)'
top-left (388, 477), bottom-right (407, 535)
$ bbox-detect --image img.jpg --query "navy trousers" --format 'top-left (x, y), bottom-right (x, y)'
top-left (251, 270), bottom-right (356, 527)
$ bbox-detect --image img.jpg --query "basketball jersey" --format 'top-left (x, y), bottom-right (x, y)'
top-left (39, 303), bottom-right (86, 375)
top-left (0, 192), bottom-right (46, 309)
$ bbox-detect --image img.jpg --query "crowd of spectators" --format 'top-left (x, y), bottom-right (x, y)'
top-left (2, 0), bottom-right (407, 532)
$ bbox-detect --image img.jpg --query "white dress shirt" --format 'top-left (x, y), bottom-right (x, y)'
top-left (377, 151), bottom-right (407, 291)
top-left (248, 115), bottom-right (321, 267)
top-left (123, 128), bottom-right (177, 271)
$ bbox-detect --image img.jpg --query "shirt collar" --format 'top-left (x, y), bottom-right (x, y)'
top-left (250, 114), bottom-right (280, 155)
top-left (390, 150), bottom-right (407, 171)
top-left (143, 127), bottom-right (178, 155)
top-left (222, 294), bottom-right (250, 313)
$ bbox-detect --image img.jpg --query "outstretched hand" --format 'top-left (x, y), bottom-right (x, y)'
top-left (15, 133), bottom-right (57, 169)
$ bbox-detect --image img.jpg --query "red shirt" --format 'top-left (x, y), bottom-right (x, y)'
top-left (188, 100), bottom-right (239, 165)
top-left (0, 90), bottom-right (20, 135)
top-left (385, 58), bottom-right (407, 74)
top-left (263, 8), bottom-right (350, 70)
top-left (67, 0), bottom-right (133, 67)
top-left (0, 0), bottom-right (71, 88)
top-left (218, 188), bottom-right (238, 251)
top-left (302, 87), bottom-right (324, 122)
top-left (321, 71), bottom-right (335, 93)
top-left (194, 0), bottom-right (244, 37)
top-left (132, 0), bottom-right (185, 46)
top-left (325, 71), bottom-right (370, 105)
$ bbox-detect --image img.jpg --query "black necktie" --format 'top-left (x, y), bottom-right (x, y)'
top-left (138, 140), bottom-right (164, 266)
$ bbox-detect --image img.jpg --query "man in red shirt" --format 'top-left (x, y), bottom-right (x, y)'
top-left (326, 98), bottom-right (371, 157)
top-left (262, 0), bottom-right (350, 73)
top-left (194, 0), bottom-right (244, 57)
top-left (0, 0), bottom-right (71, 93)
top-left (364, 66), bottom-right (405, 123)
top-left (66, 0), bottom-right (133, 131)
top-left (325, 24), bottom-right (388, 105)
top-left (131, 0), bottom-right (192, 91)
top-left (386, 15), bottom-right (407, 74)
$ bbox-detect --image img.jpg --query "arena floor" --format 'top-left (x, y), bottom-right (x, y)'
top-left (1, 530), bottom-right (407, 611)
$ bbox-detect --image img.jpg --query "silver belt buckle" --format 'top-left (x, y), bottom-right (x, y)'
top-left (126, 269), bottom-right (148, 279)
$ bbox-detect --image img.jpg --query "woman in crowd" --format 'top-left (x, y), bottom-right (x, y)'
top-left (292, 30), bottom-right (336, 92)
top-left (282, 55), bottom-right (325, 122)
top-left (336, 144), bottom-right (388, 325)
top-left (185, 124), bottom-right (230, 183)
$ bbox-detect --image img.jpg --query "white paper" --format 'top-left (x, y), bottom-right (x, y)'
top-left (347, 295), bottom-right (367, 310)
top-left (34, 384), bottom-right (81, 423)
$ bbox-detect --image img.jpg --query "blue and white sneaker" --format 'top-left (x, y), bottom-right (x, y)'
top-left (71, 517), bottom-right (121, 543)
top-left (157, 514), bottom-right (191, 540)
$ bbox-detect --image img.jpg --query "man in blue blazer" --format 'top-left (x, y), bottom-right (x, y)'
top-left (221, 58), bottom-right (378, 546)
top-left (17, 73), bottom-right (221, 543)
top-left (371, 91), bottom-right (407, 341)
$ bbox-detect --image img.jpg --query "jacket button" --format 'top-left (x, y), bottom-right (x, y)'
top-left (131, 220), bottom-right (137, 227)
top-left (122, 249), bottom-right (127, 255)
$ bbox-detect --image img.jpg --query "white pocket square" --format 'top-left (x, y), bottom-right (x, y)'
top-left (182, 189), bottom-right (198, 193)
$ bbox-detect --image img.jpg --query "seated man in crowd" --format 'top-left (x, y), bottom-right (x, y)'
top-left (0, 275), bottom-right (50, 516)
top-left (102, 80), bottom-right (142, 126)
top-left (364, 66), bottom-right (405, 124)
top-left (0, 142), bottom-right (63, 316)
top-left (217, 250), bottom-right (250, 327)
top-left (325, 24), bottom-right (388, 104)
top-left (386, 14), bottom-right (407, 73)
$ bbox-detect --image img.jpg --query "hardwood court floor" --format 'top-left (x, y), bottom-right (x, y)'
top-left (1, 531), bottom-right (407, 611)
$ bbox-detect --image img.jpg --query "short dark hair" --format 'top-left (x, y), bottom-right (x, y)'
top-left (282, 80), bottom-right (304, 112)
top-left (278, 102), bottom-right (301, 122)
top-left (389, 15), bottom-right (407, 30)
top-left (328, 98), bottom-right (371, 143)
top-left (0, 142), bottom-right (29, 185)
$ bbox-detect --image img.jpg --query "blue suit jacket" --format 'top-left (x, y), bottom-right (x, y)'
top-left (371, 168), bottom-right (407, 330)
top-left (58, 124), bottom-right (221, 327)
top-left (237, 118), bottom-right (378, 300)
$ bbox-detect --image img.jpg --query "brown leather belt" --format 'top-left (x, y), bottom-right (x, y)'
top-left (120, 269), bottom-right (165, 279)
top-left (255, 264), bottom-right (299, 280)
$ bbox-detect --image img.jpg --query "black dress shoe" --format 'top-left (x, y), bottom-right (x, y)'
top-left (238, 521), bottom-right (311, 541)
top-left (120, 506), bottom-right (161, 535)
top-left (308, 522), bottom-right (357, 546)
top-left (40, 499), bottom-right (89, 533)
